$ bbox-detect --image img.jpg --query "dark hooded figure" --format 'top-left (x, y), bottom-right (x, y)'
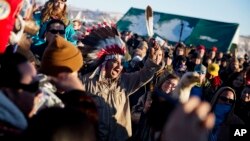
top-left (235, 85), bottom-right (250, 125)
top-left (208, 87), bottom-right (244, 141)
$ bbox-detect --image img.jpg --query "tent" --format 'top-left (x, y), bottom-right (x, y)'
top-left (116, 7), bottom-right (239, 52)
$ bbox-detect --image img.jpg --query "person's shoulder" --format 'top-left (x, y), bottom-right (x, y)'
top-left (65, 22), bottom-right (75, 30)
top-left (228, 114), bottom-right (245, 125)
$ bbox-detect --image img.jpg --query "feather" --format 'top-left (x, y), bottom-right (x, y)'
top-left (82, 26), bottom-right (125, 67)
top-left (74, 11), bottom-right (82, 21)
top-left (172, 72), bottom-right (200, 103)
top-left (145, 5), bottom-right (154, 37)
top-left (98, 27), bottom-right (115, 38)
top-left (111, 26), bottom-right (119, 36)
top-left (91, 30), bottom-right (105, 40)
top-left (81, 36), bottom-right (99, 46)
top-left (102, 27), bottom-right (116, 37)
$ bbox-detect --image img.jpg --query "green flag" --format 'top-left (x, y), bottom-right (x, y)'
top-left (117, 7), bottom-right (239, 52)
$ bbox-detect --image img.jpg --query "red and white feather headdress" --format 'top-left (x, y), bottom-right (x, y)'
top-left (82, 25), bottom-right (126, 64)
top-left (82, 25), bottom-right (126, 79)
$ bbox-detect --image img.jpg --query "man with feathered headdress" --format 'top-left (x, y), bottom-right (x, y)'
top-left (81, 26), bottom-right (162, 141)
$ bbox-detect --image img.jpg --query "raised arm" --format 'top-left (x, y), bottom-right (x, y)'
top-left (121, 45), bottom-right (163, 95)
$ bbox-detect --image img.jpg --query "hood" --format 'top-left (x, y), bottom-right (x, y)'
top-left (0, 91), bottom-right (28, 130)
top-left (210, 86), bottom-right (237, 124)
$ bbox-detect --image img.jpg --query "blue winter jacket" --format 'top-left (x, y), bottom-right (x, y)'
top-left (32, 11), bottom-right (76, 46)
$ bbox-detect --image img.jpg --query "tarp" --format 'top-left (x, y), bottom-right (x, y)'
top-left (116, 7), bottom-right (239, 52)
top-left (238, 36), bottom-right (250, 56)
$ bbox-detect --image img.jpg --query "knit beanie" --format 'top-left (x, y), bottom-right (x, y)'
top-left (211, 46), bottom-right (218, 52)
top-left (194, 64), bottom-right (207, 74)
top-left (196, 45), bottom-right (206, 51)
top-left (40, 35), bottom-right (83, 76)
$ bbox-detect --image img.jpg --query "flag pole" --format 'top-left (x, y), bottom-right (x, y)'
top-left (179, 20), bottom-right (184, 42)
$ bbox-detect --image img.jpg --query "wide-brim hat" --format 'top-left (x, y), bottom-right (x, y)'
top-left (208, 63), bottom-right (220, 76)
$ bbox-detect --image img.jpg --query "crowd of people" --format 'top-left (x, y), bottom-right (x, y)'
top-left (0, 0), bottom-right (250, 141)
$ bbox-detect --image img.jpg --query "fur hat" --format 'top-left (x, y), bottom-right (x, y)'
top-left (207, 63), bottom-right (219, 76)
top-left (40, 35), bottom-right (83, 76)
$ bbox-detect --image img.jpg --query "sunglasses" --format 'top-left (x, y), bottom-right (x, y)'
top-left (219, 96), bottom-right (234, 104)
top-left (49, 29), bottom-right (65, 35)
